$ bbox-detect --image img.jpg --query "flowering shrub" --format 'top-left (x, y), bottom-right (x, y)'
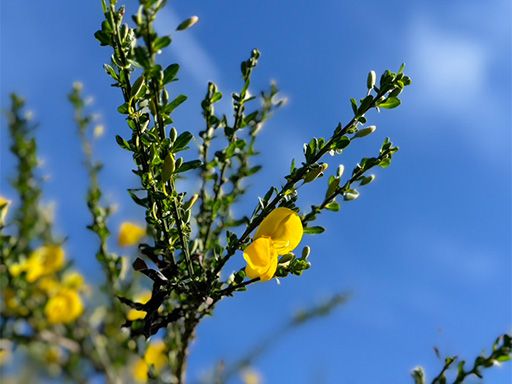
top-left (0, 0), bottom-right (509, 383)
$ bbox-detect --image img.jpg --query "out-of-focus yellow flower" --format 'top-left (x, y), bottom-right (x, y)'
top-left (127, 291), bottom-right (151, 321)
top-left (241, 368), bottom-right (262, 384)
top-left (0, 196), bottom-right (11, 225)
top-left (133, 340), bottom-right (168, 382)
top-left (118, 222), bottom-right (146, 247)
top-left (133, 358), bottom-right (149, 382)
top-left (63, 271), bottom-right (85, 290)
top-left (9, 245), bottom-right (65, 282)
top-left (244, 207), bottom-right (303, 281)
top-left (44, 288), bottom-right (83, 324)
top-left (38, 277), bottom-right (60, 293)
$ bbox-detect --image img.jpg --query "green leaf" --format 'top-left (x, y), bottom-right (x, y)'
top-left (359, 175), bottom-right (375, 186)
top-left (173, 131), bottom-right (193, 152)
top-left (117, 103), bottom-right (129, 114)
top-left (163, 64), bottom-right (180, 84)
top-left (103, 64), bottom-right (118, 80)
top-left (176, 160), bottom-right (202, 173)
top-left (379, 158), bottom-right (392, 168)
top-left (325, 201), bottom-right (340, 212)
top-left (350, 98), bottom-right (358, 114)
top-left (377, 97), bottom-right (401, 109)
top-left (115, 135), bottom-right (131, 151)
top-left (303, 226), bottom-right (325, 234)
top-left (130, 76), bottom-right (145, 98)
top-left (153, 36), bottom-right (171, 51)
top-left (163, 95), bottom-right (187, 114)
top-left (94, 30), bottom-right (111, 46)
top-left (128, 190), bottom-right (148, 208)
top-left (332, 136), bottom-right (350, 150)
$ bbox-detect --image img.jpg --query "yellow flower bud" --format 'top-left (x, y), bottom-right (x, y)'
top-left (118, 222), bottom-right (146, 247)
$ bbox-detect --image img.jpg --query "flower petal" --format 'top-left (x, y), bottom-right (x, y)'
top-left (255, 207), bottom-right (303, 255)
top-left (243, 237), bottom-right (278, 281)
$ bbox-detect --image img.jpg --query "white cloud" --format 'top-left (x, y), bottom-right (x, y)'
top-left (155, 10), bottom-right (221, 87)
top-left (405, 14), bottom-right (510, 164)
top-left (408, 17), bottom-right (488, 110)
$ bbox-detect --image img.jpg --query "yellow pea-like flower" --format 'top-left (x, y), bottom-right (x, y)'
top-left (44, 288), bottom-right (84, 325)
top-left (133, 340), bottom-right (168, 382)
top-left (118, 222), bottom-right (146, 247)
top-left (244, 207), bottom-right (303, 281)
top-left (127, 291), bottom-right (152, 321)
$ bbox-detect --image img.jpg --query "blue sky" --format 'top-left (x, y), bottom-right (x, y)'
top-left (1, 0), bottom-right (511, 383)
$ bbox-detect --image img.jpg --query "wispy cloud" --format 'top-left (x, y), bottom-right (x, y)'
top-left (408, 18), bottom-right (488, 110)
top-left (155, 9), bottom-right (221, 88)
top-left (405, 13), bottom-right (510, 164)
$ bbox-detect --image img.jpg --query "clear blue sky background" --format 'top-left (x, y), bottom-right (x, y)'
top-left (1, 1), bottom-right (511, 383)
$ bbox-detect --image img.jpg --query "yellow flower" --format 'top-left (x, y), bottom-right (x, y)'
top-left (0, 196), bottom-right (11, 225)
top-left (63, 271), bottom-right (85, 290)
top-left (241, 368), bottom-right (262, 384)
top-left (10, 245), bottom-right (66, 282)
top-left (118, 222), bottom-right (146, 247)
top-left (38, 277), bottom-right (60, 293)
top-left (133, 341), bottom-right (168, 382)
top-left (133, 358), bottom-right (149, 382)
top-left (44, 288), bottom-right (83, 324)
top-left (244, 207), bottom-right (303, 281)
top-left (127, 291), bottom-right (152, 321)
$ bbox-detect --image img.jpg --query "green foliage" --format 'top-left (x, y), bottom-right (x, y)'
top-left (2, 0), bottom-right (508, 383)
top-left (93, 2), bottom-right (414, 379)
top-left (412, 334), bottom-right (511, 384)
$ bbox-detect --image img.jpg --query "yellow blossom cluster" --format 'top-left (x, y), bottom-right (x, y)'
top-left (244, 207), bottom-right (303, 281)
top-left (7, 245), bottom-right (85, 325)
